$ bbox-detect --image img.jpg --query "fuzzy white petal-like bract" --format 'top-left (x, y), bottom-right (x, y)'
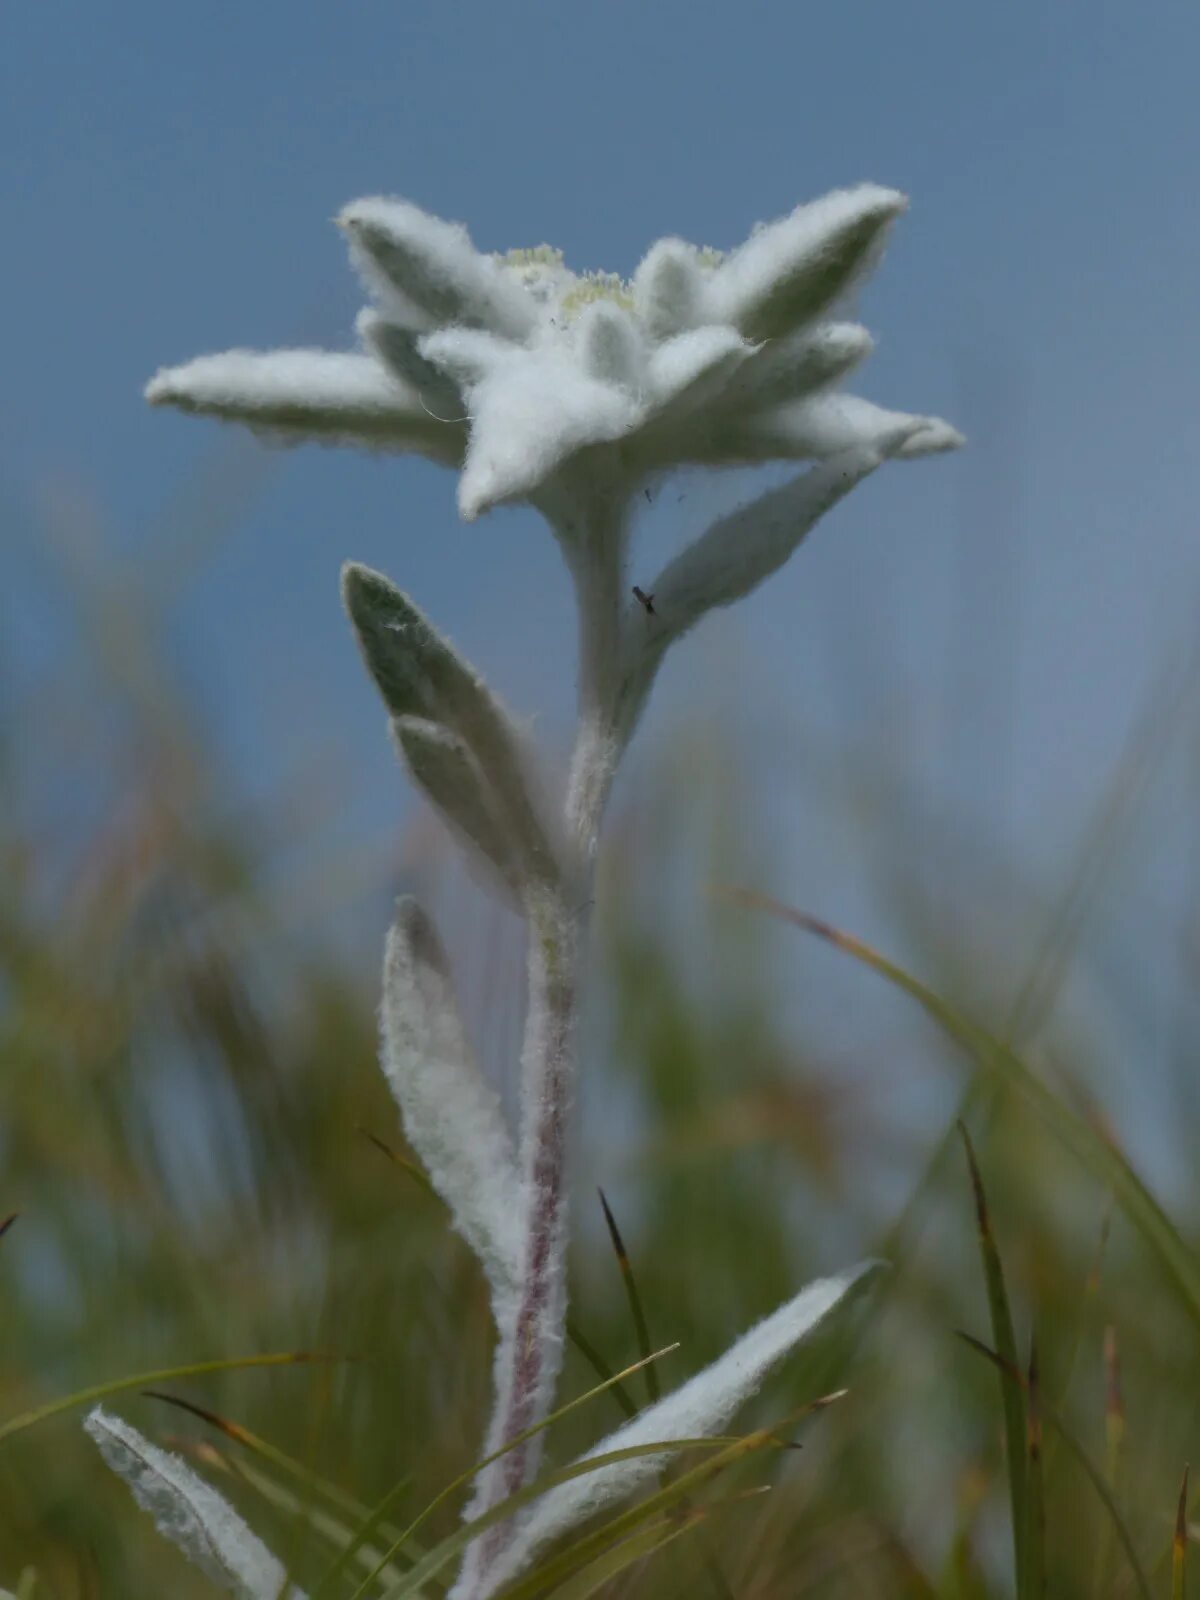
top-left (449, 349), bottom-right (642, 521)
top-left (382, 899), bottom-right (522, 1314)
top-left (739, 392), bottom-right (962, 462)
top-left (704, 185), bottom-right (906, 340)
top-left (724, 322), bottom-right (875, 412)
top-left (631, 238), bottom-right (704, 341)
top-left (84, 1408), bottom-right (304, 1599)
top-left (646, 326), bottom-right (751, 417)
top-left (480, 1263), bottom-right (882, 1596)
top-left (357, 309), bottom-right (466, 420)
top-left (577, 302), bottom-right (644, 393)
top-left (145, 349), bottom-right (463, 462)
top-left (339, 197), bottom-right (536, 341)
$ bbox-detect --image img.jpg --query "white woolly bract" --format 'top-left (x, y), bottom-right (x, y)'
top-left (631, 238), bottom-right (704, 340)
top-left (646, 326), bottom-right (751, 416)
top-left (84, 1407), bottom-right (304, 1599)
top-left (725, 322), bottom-right (875, 412)
top-left (145, 349), bottom-right (460, 459)
top-left (703, 185), bottom-right (907, 339)
top-left (356, 310), bottom-right (465, 417)
top-left (481, 1263), bottom-right (881, 1595)
top-left (339, 196), bottom-right (536, 341)
top-left (439, 345), bottom-right (641, 521)
top-left (741, 392), bottom-right (964, 461)
top-left (577, 302), bottom-right (644, 393)
top-left (382, 899), bottom-right (522, 1314)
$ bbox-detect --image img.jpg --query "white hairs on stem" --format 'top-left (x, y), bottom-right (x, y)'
top-left (84, 1408), bottom-right (304, 1599)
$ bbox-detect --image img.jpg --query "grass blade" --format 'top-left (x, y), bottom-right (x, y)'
top-left (958, 1122), bottom-right (1027, 1591)
top-left (957, 1334), bottom-right (1151, 1600)
top-left (376, 1436), bottom-right (741, 1600)
top-left (363, 1127), bottom-right (637, 1422)
top-left (1093, 1325), bottom-right (1126, 1597)
top-left (346, 1343), bottom-right (682, 1599)
top-left (143, 1390), bottom-right (412, 1540)
top-left (0, 1213), bottom-right (18, 1244)
top-left (1175, 1466), bottom-right (1189, 1600)
top-left (727, 889), bottom-right (1200, 1334)
top-left (530, 1511), bottom-right (707, 1600)
top-left (0, 1352), bottom-right (326, 1445)
top-left (489, 1395), bottom-right (842, 1600)
top-left (192, 1445), bottom-right (428, 1591)
top-left (598, 1188), bottom-right (659, 1405)
top-left (1025, 1337), bottom-right (1045, 1600)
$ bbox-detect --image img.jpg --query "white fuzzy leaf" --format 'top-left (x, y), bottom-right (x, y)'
top-left (339, 197), bottom-right (537, 340)
top-left (395, 717), bottom-right (523, 900)
top-left (84, 1407), bottom-right (304, 1598)
top-left (342, 564), bottom-right (561, 892)
top-left (640, 430), bottom-right (920, 657)
top-left (631, 238), bottom-right (704, 341)
top-left (482, 1263), bottom-right (882, 1595)
top-left (381, 899), bottom-right (522, 1313)
top-left (145, 349), bottom-right (463, 462)
top-left (703, 185), bottom-right (906, 340)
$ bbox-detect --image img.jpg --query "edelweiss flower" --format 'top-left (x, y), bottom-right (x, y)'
top-left (147, 188), bottom-right (961, 521)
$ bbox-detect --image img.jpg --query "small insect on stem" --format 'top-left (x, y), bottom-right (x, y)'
top-left (632, 586), bottom-right (656, 616)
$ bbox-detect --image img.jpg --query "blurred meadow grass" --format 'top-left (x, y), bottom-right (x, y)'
top-left (3, 460), bottom-right (1200, 1597)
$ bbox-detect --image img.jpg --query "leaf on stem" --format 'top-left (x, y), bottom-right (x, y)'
top-left (84, 1408), bottom-right (305, 1599)
top-left (381, 898), bottom-right (522, 1314)
top-left (484, 1263), bottom-right (880, 1592)
top-left (342, 563), bottom-right (561, 893)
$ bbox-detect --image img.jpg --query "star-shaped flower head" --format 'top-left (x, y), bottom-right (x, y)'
top-left (147, 187), bottom-right (961, 521)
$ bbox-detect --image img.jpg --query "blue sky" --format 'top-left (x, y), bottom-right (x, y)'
top-left (5, 0), bottom-right (1200, 1165)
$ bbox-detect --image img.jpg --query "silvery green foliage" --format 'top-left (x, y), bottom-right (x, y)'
top-left (84, 1408), bottom-right (304, 1598)
top-left (468, 1263), bottom-right (881, 1600)
top-left (381, 897), bottom-right (522, 1322)
top-left (342, 564), bottom-right (564, 897)
top-left (139, 184), bottom-right (960, 1599)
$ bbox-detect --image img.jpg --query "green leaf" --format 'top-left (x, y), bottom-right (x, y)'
top-left (0, 1351), bottom-right (325, 1445)
top-left (957, 1122), bottom-right (1027, 1592)
top-left (1174, 1466), bottom-right (1189, 1600)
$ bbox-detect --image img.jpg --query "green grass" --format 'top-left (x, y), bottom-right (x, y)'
top-left (3, 521), bottom-right (1199, 1597)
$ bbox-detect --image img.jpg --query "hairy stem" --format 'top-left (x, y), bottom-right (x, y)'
top-left (457, 487), bottom-right (633, 1597)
